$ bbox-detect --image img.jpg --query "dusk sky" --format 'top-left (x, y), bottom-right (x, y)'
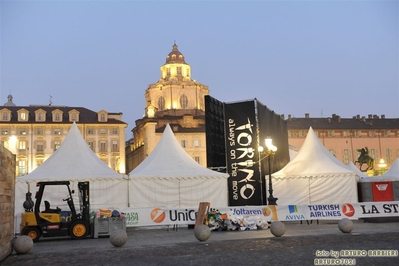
top-left (1, 0), bottom-right (398, 138)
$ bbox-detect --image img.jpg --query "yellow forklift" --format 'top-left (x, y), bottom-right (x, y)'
top-left (20, 181), bottom-right (91, 242)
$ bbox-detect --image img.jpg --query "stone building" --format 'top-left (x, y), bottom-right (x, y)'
top-left (287, 113), bottom-right (399, 173)
top-left (0, 96), bottom-right (127, 176)
top-left (126, 44), bottom-right (209, 172)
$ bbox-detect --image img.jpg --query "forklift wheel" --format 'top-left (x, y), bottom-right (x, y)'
top-left (21, 227), bottom-right (42, 242)
top-left (69, 221), bottom-right (88, 240)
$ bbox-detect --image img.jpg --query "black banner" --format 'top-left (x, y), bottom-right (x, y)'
top-left (205, 95), bottom-right (226, 169)
top-left (224, 100), bottom-right (262, 206)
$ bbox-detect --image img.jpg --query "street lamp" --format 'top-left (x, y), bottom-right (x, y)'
top-left (378, 158), bottom-right (387, 175)
top-left (264, 137), bottom-right (278, 205)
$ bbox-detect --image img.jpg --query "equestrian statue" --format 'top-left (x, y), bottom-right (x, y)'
top-left (355, 147), bottom-right (374, 172)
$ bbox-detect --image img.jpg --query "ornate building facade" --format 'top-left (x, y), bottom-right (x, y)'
top-left (126, 44), bottom-right (209, 173)
top-left (0, 95), bottom-right (127, 176)
top-left (287, 113), bottom-right (399, 174)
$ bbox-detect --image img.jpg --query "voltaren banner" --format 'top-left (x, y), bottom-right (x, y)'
top-left (224, 100), bottom-right (263, 206)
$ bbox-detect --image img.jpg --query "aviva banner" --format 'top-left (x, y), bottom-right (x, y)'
top-left (120, 202), bottom-right (399, 227)
top-left (224, 100), bottom-right (262, 206)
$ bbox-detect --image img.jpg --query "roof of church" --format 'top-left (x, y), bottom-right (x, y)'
top-left (165, 44), bottom-right (186, 64)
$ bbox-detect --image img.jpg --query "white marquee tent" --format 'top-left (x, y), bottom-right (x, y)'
top-left (128, 124), bottom-right (229, 208)
top-left (382, 158), bottom-right (399, 180)
top-left (272, 127), bottom-right (359, 205)
top-left (15, 122), bottom-right (128, 232)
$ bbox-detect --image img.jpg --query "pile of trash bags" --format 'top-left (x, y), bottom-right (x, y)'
top-left (207, 210), bottom-right (269, 231)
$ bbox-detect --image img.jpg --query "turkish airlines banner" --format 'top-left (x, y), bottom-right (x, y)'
top-left (223, 100), bottom-right (262, 206)
top-left (120, 202), bottom-right (399, 227)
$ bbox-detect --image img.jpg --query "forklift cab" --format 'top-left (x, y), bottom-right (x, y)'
top-left (43, 200), bottom-right (61, 213)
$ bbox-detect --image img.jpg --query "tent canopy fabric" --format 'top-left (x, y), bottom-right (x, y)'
top-left (271, 127), bottom-right (359, 205)
top-left (129, 124), bottom-right (229, 180)
top-left (129, 124), bottom-right (229, 208)
top-left (382, 158), bottom-right (399, 180)
top-left (273, 127), bottom-right (356, 178)
top-left (16, 122), bottom-right (124, 183)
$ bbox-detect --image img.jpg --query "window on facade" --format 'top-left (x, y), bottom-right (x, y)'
top-left (54, 129), bottom-right (61, 135)
top-left (37, 142), bottom-right (44, 153)
top-left (37, 160), bottom-right (43, 167)
top-left (329, 149), bottom-right (336, 157)
top-left (112, 140), bottom-right (118, 152)
top-left (158, 96), bottom-right (165, 111)
top-left (385, 149), bottom-right (393, 163)
top-left (38, 113), bottom-right (44, 121)
top-left (20, 113), bottom-right (26, 121)
top-left (199, 97), bottom-right (204, 110)
top-left (36, 128), bottom-right (43, 135)
top-left (88, 128), bottom-right (94, 134)
top-left (100, 113), bottom-right (106, 122)
top-left (71, 113), bottom-right (77, 121)
top-left (180, 94), bottom-right (188, 109)
top-left (194, 156), bottom-right (200, 164)
top-left (177, 67), bottom-right (182, 76)
top-left (100, 128), bottom-right (106, 135)
top-left (181, 140), bottom-right (187, 148)
top-left (166, 68), bottom-right (171, 76)
top-left (19, 129), bottom-right (27, 135)
top-left (343, 149), bottom-right (350, 164)
top-left (18, 160), bottom-right (26, 176)
top-left (55, 113), bottom-right (61, 121)
top-left (2, 112), bottom-right (8, 121)
top-left (370, 149), bottom-right (378, 160)
top-left (1, 129), bottom-right (8, 135)
top-left (100, 141), bottom-right (106, 152)
top-left (112, 128), bottom-right (118, 135)
top-left (193, 140), bottom-right (200, 147)
top-left (88, 141), bottom-right (94, 151)
top-left (19, 140), bottom-right (26, 150)
top-left (54, 141), bottom-right (61, 151)
top-left (369, 131), bottom-right (375, 137)
top-left (328, 131), bottom-right (334, 137)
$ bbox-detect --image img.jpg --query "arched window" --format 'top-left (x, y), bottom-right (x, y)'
top-left (180, 94), bottom-right (188, 109)
top-left (158, 96), bottom-right (165, 111)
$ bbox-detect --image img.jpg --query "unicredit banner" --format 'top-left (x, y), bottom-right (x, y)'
top-left (223, 100), bottom-right (262, 206)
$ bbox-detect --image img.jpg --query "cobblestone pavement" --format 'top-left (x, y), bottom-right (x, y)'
top-left (2, 221), bottom-right (399, 266)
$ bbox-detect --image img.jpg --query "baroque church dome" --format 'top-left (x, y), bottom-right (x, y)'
top-left (165, 44), bottom-right (186, 64)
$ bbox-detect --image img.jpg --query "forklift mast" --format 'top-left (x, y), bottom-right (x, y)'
top-left (78, 181), bottom-right (90, 221)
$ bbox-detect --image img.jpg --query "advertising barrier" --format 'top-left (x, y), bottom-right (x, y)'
top-left (120, 201), bottom-right (399, 227)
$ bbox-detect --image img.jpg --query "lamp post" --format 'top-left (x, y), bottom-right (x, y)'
top-left (265, 137), bottom-right (278, 205)
top-left (378, 158), bottom-right (387, 176)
